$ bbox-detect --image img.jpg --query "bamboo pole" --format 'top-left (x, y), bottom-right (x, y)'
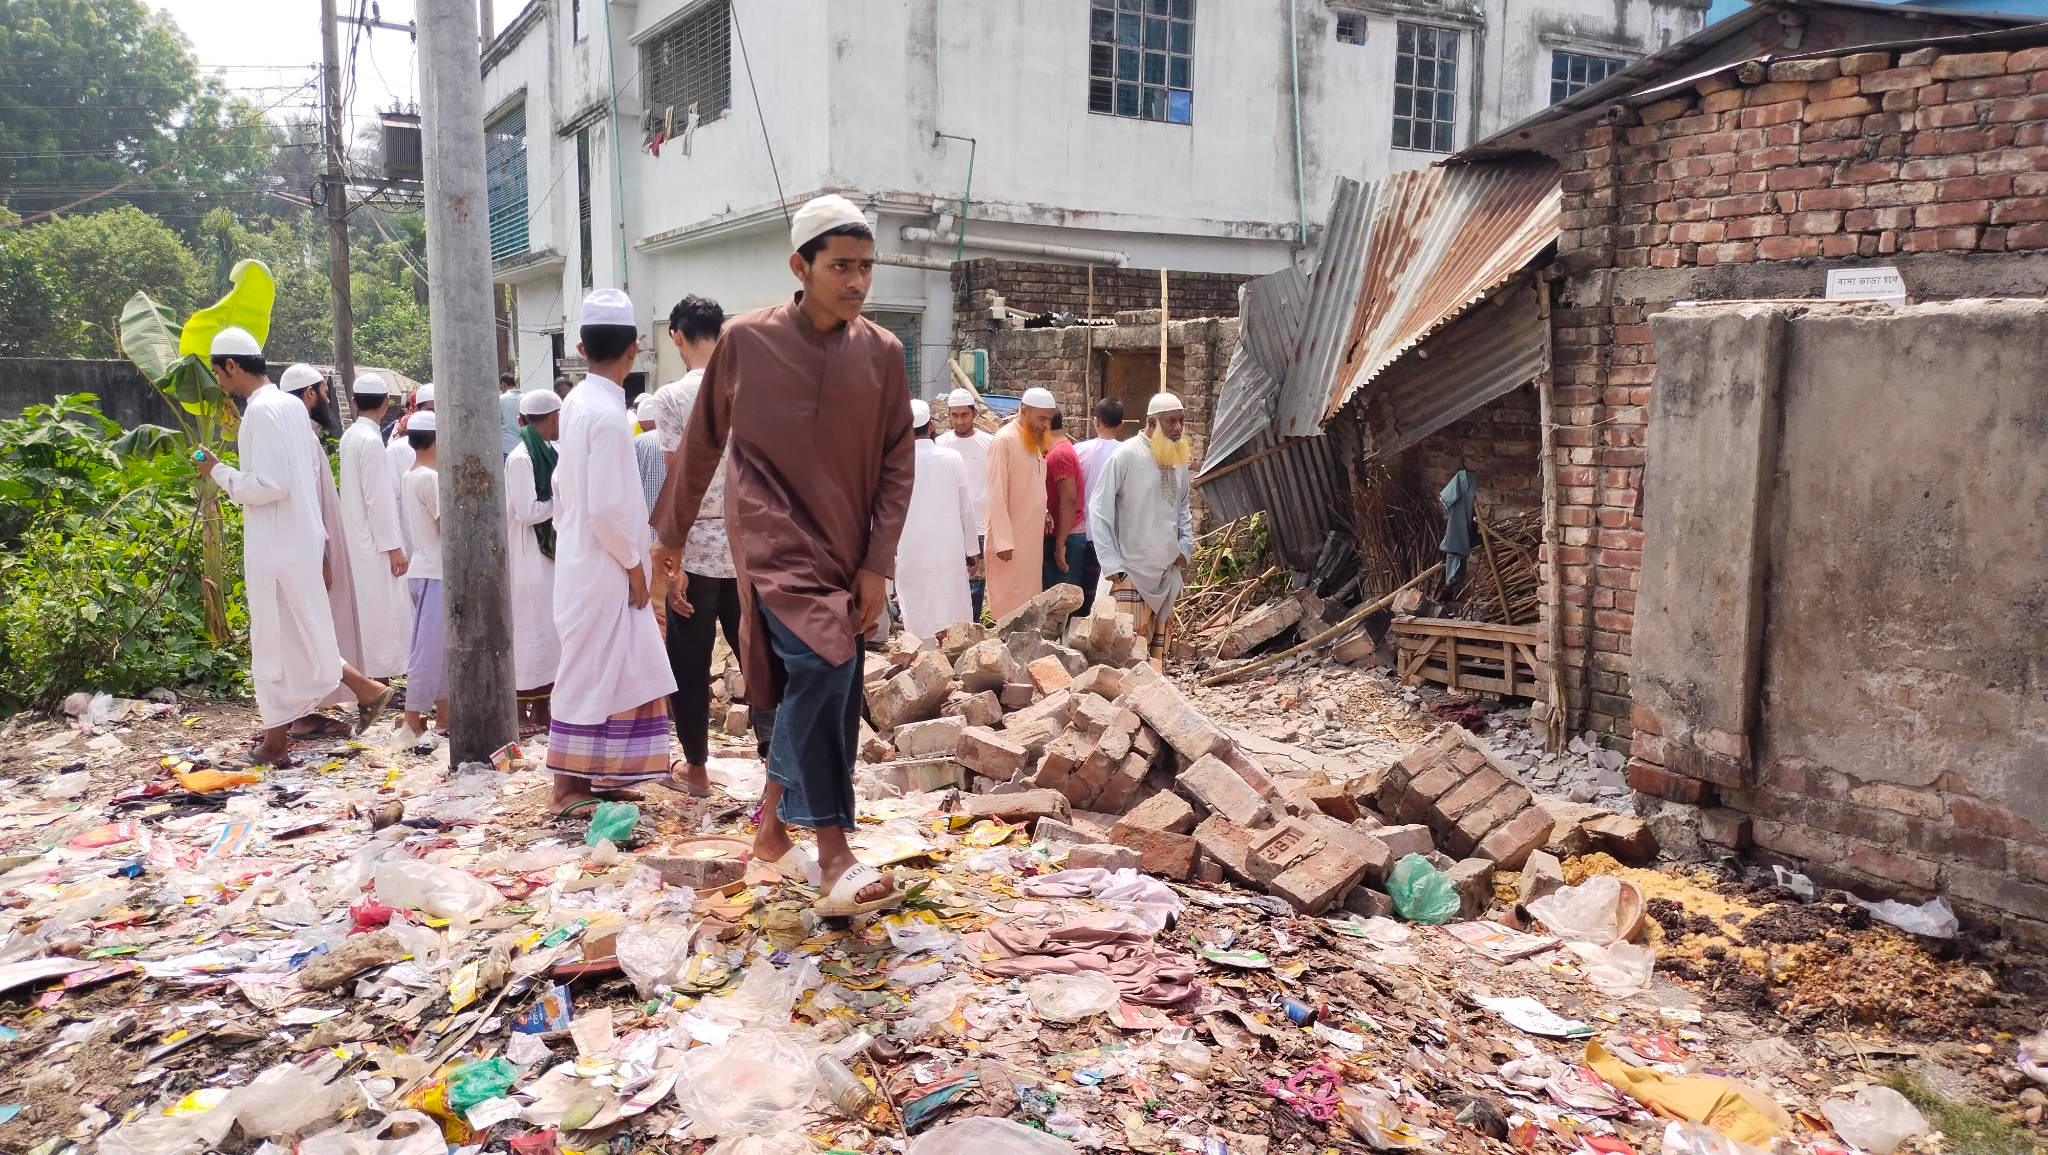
top-left (1200, 561), bottom-right (1443, 687)
top-left (1158, 266), bottom-right (1169, 394)
top-left (1535, 280), bottom-right (1567, 750)
top-left (1477, 516), bottom-right (1517, 626)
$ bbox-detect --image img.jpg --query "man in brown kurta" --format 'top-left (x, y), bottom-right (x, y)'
top-left (652, 194), bottom-right (914, 915)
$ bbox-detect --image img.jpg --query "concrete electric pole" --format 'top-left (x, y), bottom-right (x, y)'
top-left (320, 0), bottom-right (356, 404)
top-left (418, 0), bottom-right (517, 764)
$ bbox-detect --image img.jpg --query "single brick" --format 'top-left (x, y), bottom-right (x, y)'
top-left (1176, 754), bottom-right (1274, 829)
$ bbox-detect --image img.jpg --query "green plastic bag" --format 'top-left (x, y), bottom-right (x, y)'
top-left (585, 800), bottom-right (640, 848)
top-left (446, 1056), bottom-right (519, 1114)
top-left (1386, 853), bottom-right (1460, 924)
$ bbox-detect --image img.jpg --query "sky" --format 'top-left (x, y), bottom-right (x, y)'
top-left (148, 0), bottom-right (526, 143)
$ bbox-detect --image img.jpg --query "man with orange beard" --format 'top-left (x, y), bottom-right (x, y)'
top-left (982, 387), bottom-right (1055, 619)
top-left (1088, 391), bottom-right (1194, 666)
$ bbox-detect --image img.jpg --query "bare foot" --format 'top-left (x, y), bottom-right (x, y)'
top-left (551, 786), bottom-right (599, 811)
top-left (751, 823), bottom-right (795, 867)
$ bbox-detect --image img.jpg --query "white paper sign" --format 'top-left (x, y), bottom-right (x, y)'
top-left (1826, 266), bottom-right (1906, 303)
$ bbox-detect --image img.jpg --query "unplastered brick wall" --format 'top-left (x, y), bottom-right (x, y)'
top-left (952, 259), bottom-right (1251, 349)
top-left (1546, 40), bottom-right (2048, 749)
top-left (1400, 384), bottom-right (1546, 521)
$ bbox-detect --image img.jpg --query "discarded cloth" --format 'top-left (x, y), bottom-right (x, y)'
top-left (1584, 1041), bottom-right (1790, 1148)
top-left (1020, 867), bottom-right (1181, 932)
top-left (975, 914), bottom-right (1196, 1006)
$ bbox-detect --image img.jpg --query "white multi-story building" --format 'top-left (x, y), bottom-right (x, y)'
top-left (481, 0), bottom-right (1705, 391)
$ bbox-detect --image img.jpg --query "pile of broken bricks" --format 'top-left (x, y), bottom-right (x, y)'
top-left (857, 584), bottom-right (1659, 919)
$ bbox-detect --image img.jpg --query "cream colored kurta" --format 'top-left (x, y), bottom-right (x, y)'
top-left (307, 424), bottom-right (363, 707)
top-left (505, 440), bottom-right (561, 691)
top-left (209, 384), bottom-right (345, 728)
top-left (550, 373), bottom-right (677, 724)
top-left (338, 416), bottom-right (409, 678)
top-left (982, 420), bottom-right (1048, 621)
top-left (895, 440), bottom-right (978, 643)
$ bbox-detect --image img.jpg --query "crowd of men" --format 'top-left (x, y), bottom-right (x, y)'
top-left (195, 193), bottom-right (1194, 919)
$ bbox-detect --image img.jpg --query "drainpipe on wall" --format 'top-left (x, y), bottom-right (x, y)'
top-left (1288, 0), bottom-right (1308, 250)
top-left (934, 132), bottom-right (977, 262)
top-left (601, 0), bottom-right (629, 291)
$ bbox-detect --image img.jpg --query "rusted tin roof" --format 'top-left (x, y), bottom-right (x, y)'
top-left (1322, 158), bottom-right (1560, 424)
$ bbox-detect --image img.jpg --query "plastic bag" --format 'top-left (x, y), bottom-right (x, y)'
top-left (710, 1131), bottom-right (816, 1155)
top-left (585, 801), bottom-right (639, 847)
top-left (1386, 854), bottom-right (1460, 924)
top-left (1851, 895), bottom-right (1958, 939)
top-left (908, 1116), bottom-right (1081, 1155)
top-left (234, 1058), bottom-right (358, 1140)
top-left (445, 1057), bottom-right (519, 1115)
top-left (1338, 1086), bottom-right (1439, 1150)
top-left (701, 957), bottom-right (819, 1026)
top-left (96, 1106), bottom-right (237, 1155)
top-left (2018, 1030), bottom-right (2048, 1085)
top-left (671, 1027), bottom-right (820, 1136)
top-left (1567, 940), bottom-right (1656, 996)
top-left (617, 921), bottom-right (697, 997)
top-left (1155, 1025), bottom-right (1212, 1078)
top-left (1527, 876), bottom-right (1624, 942)
top-left (1820, 1086), bottom-right (1929, 1155)
top-left (297, 1111), bottom-right (447, 1155)
top-left (372, 859), bottom-right (503, 921)
top-left (1025, 972), bottom-right (1122, 1022)
top-left (1663, 1121), bottom-right (1769, 1155)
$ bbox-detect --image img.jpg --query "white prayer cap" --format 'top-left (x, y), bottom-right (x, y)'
top-left (1020, 387), bottom-right (1057, 411)
top-left (414, 383), bottom-right (436, 405)
top-left (947, 388), bottom-right (976, 410)
top-left (353, 373), bottom-right (390, 396)
top-left (519, 389), bottom-right (561, 417)
top-left (210, 327), bottom-right (261, 357)
top-left (1147, 391), bottom-right (1185, 416)
top-left (910, 399), bottom-right (930, 428)
top-left (582, 288), bottom-right (636, 329)
top-left (409, 410), bottom-right (437, 432)
top-left (279, 363), bottom-right (323, 393)
top-left (790, 194), bottom-right (868, 252)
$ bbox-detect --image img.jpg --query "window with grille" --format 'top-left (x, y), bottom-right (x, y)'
top-left (1551, 49), bottom-right (1625, 104)
top-left (576, 130), bottom-right (593, 290)
top-left (1087, 0), bottom-right (1194, 125)
top-left (1393, 22), bottom-right (1457, 153)
top-left (642, 0), bottom-right (732, 133)
top-left (485, 101), bottom-right (528, 261)
top-left (865, 310), bottom-right (922, 394)
top-left (1335, 12), bottom-right (1365, 45)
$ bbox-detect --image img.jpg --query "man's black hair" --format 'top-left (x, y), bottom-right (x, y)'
top-left (211, 354), bottom-right (266, 379)
top-left (499, 372), bottom-right (516, 388)
top-left (406, 429), bottom-right (436, 451)
top-left (668, 294), bottom-right (726, 343)
top-left (796, 222), bottom-right (874, 265)
top-left (580, 323), bottom-right (638, 362)
top-left (1094, 397), bottom-right (1124, 429)
top-left (353, 391), bottom-right (389, 413)
top-left (554, 375), bottom-right (571, 389)
top-left (1049, 409), bottom-right (1064, 431)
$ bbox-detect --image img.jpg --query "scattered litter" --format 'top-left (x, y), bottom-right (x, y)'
top-left (1850, 894), bottom-right (1958, 939)
top-left (1820, 1086), bottom-right (1930, 1155)
top-left (1478, 996), bottom-right (1595, 1038)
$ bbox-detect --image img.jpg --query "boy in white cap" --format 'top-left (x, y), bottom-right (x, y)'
top-left (506, 389), bottom-right (563, 732)
top-left (652, 193), bottom-right (915, 917)
top-left (339, 372), bottom-right (412, 680)
top-left (934, 386), bottom-right (993, 617)
top-left (1088, 391), bottom-right (1195, 667)
top-left (278, 364), bottom-right (365, 734)
top-left (982, 386), bottom-right (1056, 620)
top-left (398, 410), bottom-right (448, 742)
top-left (894, 398), bottom-right (978, 643)
top-left (386, 381), bottom-right (434, 548)
top-left (195, 328), bottom-right (394, 764)
top-left (548, 289), bottom-right (678, 808)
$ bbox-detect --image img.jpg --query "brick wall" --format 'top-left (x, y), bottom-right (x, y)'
top-left (1400, 384), bottom-right (1546, 522)
top-left (953, 259), bottom-right (1252, 351)
top-left (1549, 42), bottom-right (2048, 747)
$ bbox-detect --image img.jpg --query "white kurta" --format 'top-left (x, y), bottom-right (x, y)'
top-left (339, 417), bottom-right (411, 677)
top-left (935, 428), bottom-right (995, 534)
top-left (550, 373), bottom-right (676, 724)
top-left (386, 434), bottom-right (416, 549)
top-left (1088, 436), bottom-right (1195, 614)
top-left (209, 385), bottom-right (345, 728)
top-left (894, 440), bottom-right (977, 643)
top-left (505, 441), bottom-right (562, 691)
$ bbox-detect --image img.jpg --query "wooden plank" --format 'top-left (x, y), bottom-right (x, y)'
top-left (1391, 617), bottom-right (1543, 644)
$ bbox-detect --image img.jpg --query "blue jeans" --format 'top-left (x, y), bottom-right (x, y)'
top-left (969, 534), bottom-right (985, 621)
top-left (1043, 533), bottom-right (1094, 612)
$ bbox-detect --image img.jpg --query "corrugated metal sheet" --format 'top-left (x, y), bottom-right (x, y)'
top-left (1200, 427), bottom-right (1348, 571)
top-left (1324, 158), bottom-right (1560, 423)
top-left (1276, 177), bottom-right (1375, 440)
top-left (1203, 264), bottom-right (1309, 469)
top-left (1359, 270), bottom-right (1545, 461)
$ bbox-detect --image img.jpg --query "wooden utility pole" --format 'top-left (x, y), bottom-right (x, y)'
top-left (321, 0), bottom-right (356, 396)
top-left (418, 0), bottom-right (517, 764)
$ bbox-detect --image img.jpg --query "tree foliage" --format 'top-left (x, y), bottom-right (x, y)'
top-left (0, 204), bottom-right (202, 357)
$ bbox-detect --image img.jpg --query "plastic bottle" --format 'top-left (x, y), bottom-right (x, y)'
top-left (815, 1055), bottom-right (880, 1118)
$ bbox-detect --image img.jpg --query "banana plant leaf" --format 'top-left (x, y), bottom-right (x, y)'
top-left (110, 424), bottom-right (183, 458)
top-left (117, 292), bottom-right (183, 383)
top-left (178, 258), bottom-right (275, 359)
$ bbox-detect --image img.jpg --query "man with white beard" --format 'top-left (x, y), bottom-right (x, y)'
top-left (1087, 391), bottom-right (1194, 668)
